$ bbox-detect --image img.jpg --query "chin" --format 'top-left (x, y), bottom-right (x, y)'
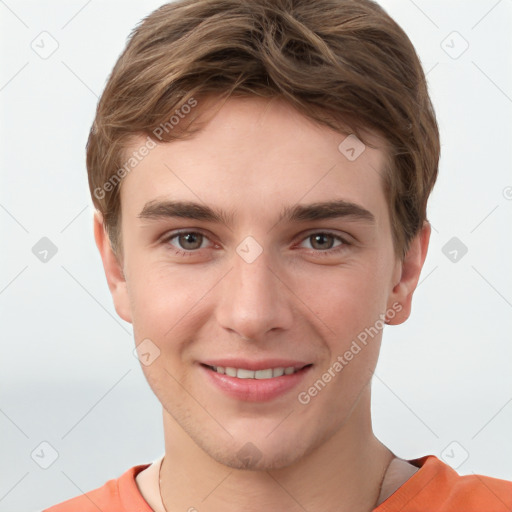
top-left (209, 443), bottom-right (304, 471)
top-left (195, 426), bottom-right (317, 471)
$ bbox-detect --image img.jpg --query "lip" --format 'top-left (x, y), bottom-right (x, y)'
top-left (199, 359), bottom-right (313, 402)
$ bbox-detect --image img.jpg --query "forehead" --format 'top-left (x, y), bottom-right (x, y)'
top-left (119, 97), bottom-right (390, 227)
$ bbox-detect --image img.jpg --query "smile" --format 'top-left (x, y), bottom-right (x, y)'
top-left (200, 362), bottom-right (313, 402)
top-left (206, 365), bottom-right (302, 379)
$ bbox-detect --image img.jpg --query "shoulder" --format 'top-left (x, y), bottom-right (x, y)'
top-left (42, 463), bottom-right (152, 512)
top-left (436, 468), bottom-right (512, 511)
top-left (376, 455), bottom-right (512, 512)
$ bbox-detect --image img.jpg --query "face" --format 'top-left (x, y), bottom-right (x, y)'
top-left (97, 96), bottom-right (427, 471)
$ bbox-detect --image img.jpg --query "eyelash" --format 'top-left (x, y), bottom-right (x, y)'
top-left (162, 230), bottom-right (350, 258)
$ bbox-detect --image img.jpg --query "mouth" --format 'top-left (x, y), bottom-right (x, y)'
top-left (202, 364), bottom-right (311, 379)
top-left (199, 361), bottom-right (313, 402)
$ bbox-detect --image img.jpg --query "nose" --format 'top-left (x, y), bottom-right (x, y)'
top-left (215, 243), bottom-right (294, 341)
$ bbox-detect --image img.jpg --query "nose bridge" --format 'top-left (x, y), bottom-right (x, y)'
top-left (216, 238), bottom-right (293, 340)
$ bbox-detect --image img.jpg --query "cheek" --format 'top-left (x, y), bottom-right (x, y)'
top-left (127, 258), bottom-right (221, 350)
top-left (127, 266), bottom-right (203, 394)
top-left (295, 266), bottom-right (388, 413)
top-left (295, 261), bottom-right (389, 342)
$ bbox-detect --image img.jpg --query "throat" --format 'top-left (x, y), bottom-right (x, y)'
top-left (376, 457), bottom-right (419, 506)
top-left (135, 455), bottom-right (166, 512)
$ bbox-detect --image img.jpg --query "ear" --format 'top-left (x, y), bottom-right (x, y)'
top-left (386, 221), bottom-right (431, 325)
top-left (93, 210), bottom-right (132, 324)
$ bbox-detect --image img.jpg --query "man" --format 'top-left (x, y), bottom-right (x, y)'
top-left (44, 0), bottom-right (512, 511)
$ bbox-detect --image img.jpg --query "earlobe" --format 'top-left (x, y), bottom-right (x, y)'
top-left (386, 221), bottom-right (431, 325)
top-left (93, 211), bottom-right (132, 324)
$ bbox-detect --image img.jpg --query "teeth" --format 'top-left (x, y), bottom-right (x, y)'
top-left (211, 366), bottom-right (299, 379)
top-left (255, 369), bottom-right (273, 379)
top-left (272, 367), bottom-right (284, 377)
top-left (237, 368), bottom-right (254, 379)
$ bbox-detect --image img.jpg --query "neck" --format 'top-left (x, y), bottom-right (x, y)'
top-left (159, 389), bottom-right (394, 512)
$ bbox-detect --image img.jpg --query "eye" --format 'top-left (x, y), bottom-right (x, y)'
top-left (164, 230), bottom-right (212, 256)
top-left (298, 232), bottom-right (348, 255)
top-left (162, 230), bottom-right (350, 258)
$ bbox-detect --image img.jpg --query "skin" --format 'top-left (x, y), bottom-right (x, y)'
top-left (95, 96), bottom-right (430, 512)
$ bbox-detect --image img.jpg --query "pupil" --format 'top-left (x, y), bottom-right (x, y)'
top-left (181, 233), bottom-right (200, 249)
top-left (313, 234), bottom-right (332, 250)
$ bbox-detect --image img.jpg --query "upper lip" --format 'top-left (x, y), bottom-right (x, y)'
top-left (200, 359), bottom-right (312, 371)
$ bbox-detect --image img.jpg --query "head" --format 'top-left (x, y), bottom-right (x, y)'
top-left (90, 0), bottom-right (439, 470)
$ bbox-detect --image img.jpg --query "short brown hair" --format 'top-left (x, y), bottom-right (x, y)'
top-left (87, 0), bottom-right (440, 258)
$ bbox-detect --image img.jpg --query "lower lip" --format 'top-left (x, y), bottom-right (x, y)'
top-left (200, 364), bottom-right (312, 402)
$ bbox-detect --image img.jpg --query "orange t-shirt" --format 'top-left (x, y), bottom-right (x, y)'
top-left (42, 455), bottom-right (512, 512)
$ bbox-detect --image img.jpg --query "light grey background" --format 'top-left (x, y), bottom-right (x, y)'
top-left (1, 1), bottom-right (511, 511)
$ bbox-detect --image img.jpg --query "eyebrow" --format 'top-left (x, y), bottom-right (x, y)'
top-left (137, 199), bottom-right (375, 226)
